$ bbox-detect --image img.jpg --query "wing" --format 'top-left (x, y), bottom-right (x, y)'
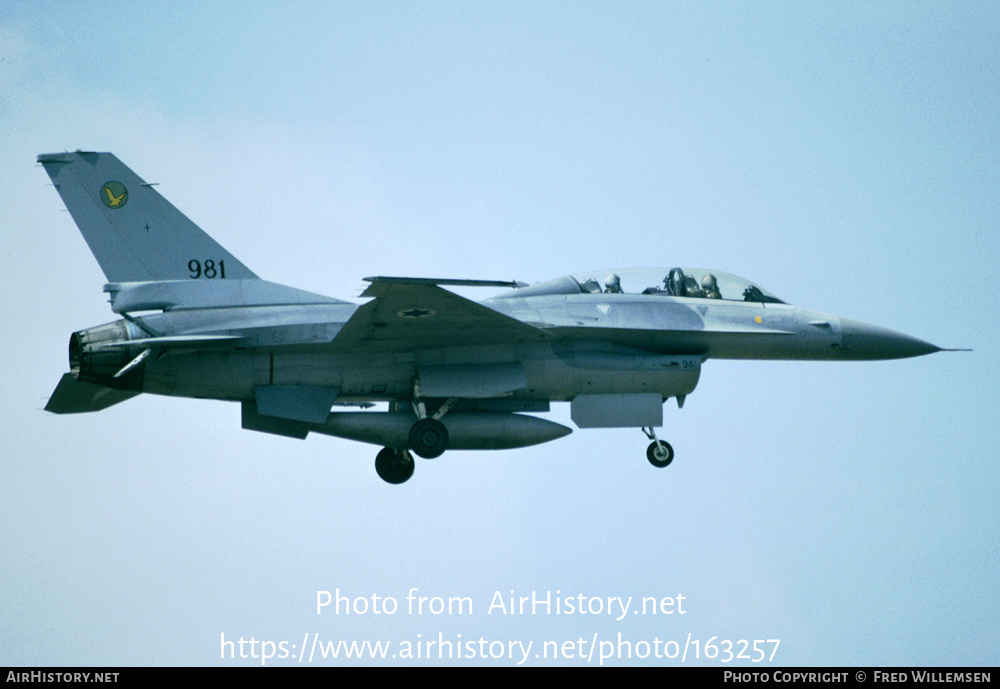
top-left (330, 279), bottom-right (550, 351)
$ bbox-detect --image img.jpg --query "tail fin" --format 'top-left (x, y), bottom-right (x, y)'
top-left (38, 151), bottom-right (257, 282)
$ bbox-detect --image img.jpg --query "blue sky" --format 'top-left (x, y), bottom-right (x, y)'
top-left (1, 1), bottom-right (997, 666)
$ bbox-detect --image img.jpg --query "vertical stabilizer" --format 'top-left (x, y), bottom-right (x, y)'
top-left (38, 151), bottom-right (257, 282)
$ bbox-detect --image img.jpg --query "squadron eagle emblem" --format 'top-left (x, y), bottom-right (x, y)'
top-left (100, 181), bottom-right (128, 209)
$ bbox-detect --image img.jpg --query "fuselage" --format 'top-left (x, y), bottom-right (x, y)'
top-left (68, 268), bottom-right (939, 409)
top-left (38, 150), bottom-right (947, 480)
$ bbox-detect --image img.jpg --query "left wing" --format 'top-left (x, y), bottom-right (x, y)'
top-left (330, 278), bottom-right (550, 351)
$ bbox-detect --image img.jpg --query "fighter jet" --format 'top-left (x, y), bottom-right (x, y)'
top-left (39, 151), bottom-right (946, 483)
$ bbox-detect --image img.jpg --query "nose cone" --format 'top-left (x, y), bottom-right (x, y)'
top-left (839, 318), bottom-right (941, 360)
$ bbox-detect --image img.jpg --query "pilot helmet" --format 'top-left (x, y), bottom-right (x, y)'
top-left (604, 273), bottom-right (621, 292)
top-left (701, 274), bottom-right (718, 291)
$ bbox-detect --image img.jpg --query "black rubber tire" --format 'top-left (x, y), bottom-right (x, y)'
top-left (646, 440), bottom-right (674, 468)
top-left (408, 418), bottom-right (449, 459)
top-left (375, 447), bottom-right (415, 484)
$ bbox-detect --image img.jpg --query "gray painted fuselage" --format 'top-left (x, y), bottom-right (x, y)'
top-left (39, 151), bottom-right (944, 481)
top-left (80, 284), bottom-right (937, 406)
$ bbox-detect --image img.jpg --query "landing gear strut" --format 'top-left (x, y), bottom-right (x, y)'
top-left (375, 447), bottom-right (415, 484)
top-left (407, 377), bottom-right (454, 459)
top-left (642, 427), bottom-right (674, 468)
top-left (374, 379), bottom-right (456, 483)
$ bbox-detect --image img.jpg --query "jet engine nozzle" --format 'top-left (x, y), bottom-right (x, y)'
top-left (69, 320), bottom-right (146, 391)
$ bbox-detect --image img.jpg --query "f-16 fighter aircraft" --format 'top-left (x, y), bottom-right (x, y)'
top-left (39, 152), bottom-right (945, 483)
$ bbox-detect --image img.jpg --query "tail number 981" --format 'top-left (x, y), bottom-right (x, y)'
top-left (188, 259), bottom-right (226, 279)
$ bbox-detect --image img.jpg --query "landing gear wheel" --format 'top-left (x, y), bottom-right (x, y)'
top-left (646, 440), bottom-right (674, 468)
top-left (408, 418), bottom-right (449, 459)
top-left (375, 447), bottom-right (415, 484)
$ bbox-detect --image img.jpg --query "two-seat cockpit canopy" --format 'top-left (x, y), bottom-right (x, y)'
top-left (500, 267), bottom-right (785, 304)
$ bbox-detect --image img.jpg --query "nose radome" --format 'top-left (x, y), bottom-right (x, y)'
top-left (839, 318), bottom-right (941, 360)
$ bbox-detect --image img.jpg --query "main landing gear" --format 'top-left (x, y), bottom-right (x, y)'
top-left (375, 380), bottom-right (455, 484)
top-left (375, 447), bottom-right (414, 484)
top-left (642, 427), bottom-right (674, 468)
top-left (374, 418), bottom-right (449, 485)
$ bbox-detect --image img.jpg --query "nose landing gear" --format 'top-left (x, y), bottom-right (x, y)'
top-left (642, 427), bottom-right (674, 468)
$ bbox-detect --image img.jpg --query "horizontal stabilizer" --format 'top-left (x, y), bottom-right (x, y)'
top-left (45, 373), bottom-right (139, 414)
